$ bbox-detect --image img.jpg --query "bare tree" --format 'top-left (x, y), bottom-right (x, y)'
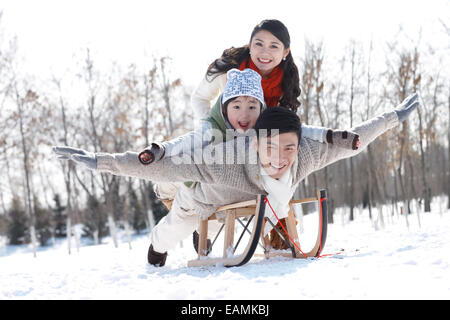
top-left (299, 40), bottom-right (325, 195)
top-left (442, 20), bottom-right (450, 209)
top-left (348, 42), bottom-right (357, 221)
top-left (385, 44), bottom-right (415, 221)
top-left (344, 40), bottom-right (366, 222)
top-left (412, 48), bottom-right (431, 213)
top-left (13, 86), bottom-right (38, 256)
top-left (52, 76), bottom-right (79, 253)
top-left (448, 80), bottom-right (450, 209)
top-left (140, 65), bottom-right (158, 231)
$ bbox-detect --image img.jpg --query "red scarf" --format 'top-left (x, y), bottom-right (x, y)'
top-left (239, 57), bottom-right (284, 107)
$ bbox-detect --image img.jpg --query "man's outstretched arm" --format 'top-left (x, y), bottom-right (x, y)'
top-left (315, 93), bottom-right (419, 170)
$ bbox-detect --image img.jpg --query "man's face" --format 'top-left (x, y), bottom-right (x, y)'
top-left (254, 131), bottom-right (299, 179)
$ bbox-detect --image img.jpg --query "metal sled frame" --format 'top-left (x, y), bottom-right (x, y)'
top-left (187, 190), bottom-right (327, 268)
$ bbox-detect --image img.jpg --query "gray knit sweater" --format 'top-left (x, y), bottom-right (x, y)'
top-left (97, 111), bottom-right (399, 218)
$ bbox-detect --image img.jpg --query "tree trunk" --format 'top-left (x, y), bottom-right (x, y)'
top-left (417, 106), bottom-right (431, 212)
top-left (410, 49), bottom-right (431, 213)
top-left (397, 121), bottom-right (411, 212)
top-left (17, 94), bottom-right (37, 257)
top-left (348, 44), bottom-right (356, 222)
top-left (324, 167), bottom-right (334, 224)
top-left (56, 79), bottom-right (76, 254)
top-left (160, 58), bottom-right (175, 136)
top-left (141, 72), bottom-right (156, 231)
top-left (105, 182), bottom-right (119, 248)
top-left (447, 83), bottom-right (450, 209)
top-left (66, 216), bottom-right (72, 255)
top-left (366, 146), bottom-right (374, 220)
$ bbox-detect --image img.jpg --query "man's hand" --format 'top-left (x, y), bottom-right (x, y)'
top-left (394, 93), bottom-right (419, 122)
top-left (52, 146), bottom-right (97, 170)
top-left (326, 130), bottom-right (361, 150)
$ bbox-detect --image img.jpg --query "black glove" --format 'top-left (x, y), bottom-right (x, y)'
top-left (326, 130), bottom-right (360, 150)
top-left (138, 143), bottom-right (165, 165)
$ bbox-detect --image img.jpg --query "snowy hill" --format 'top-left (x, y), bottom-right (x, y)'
top-left (1, 197), bottom-right (449, 300)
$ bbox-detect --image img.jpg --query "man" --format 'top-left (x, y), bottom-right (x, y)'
top-left (53, 93), bottom-right (419, 266)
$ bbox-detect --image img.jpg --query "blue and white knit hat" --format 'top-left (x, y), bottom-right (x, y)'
top-left (222, 68), bottom-right (265, 107)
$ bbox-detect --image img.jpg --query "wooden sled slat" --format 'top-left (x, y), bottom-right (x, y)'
top-left (197, 219), bottom-right (209, 258)
top-left (188, 195), bottom-right (265, 268)
top-left (216, 200), bottom-right (257, 212)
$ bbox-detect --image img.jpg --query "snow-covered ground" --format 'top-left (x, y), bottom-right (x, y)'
top-left (1, 197), bottom-right (449, 300)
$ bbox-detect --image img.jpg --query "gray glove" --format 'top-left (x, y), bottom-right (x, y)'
top-left (394, 93), bottom-right (419, 122)
top-left (52, 146), bottom-right (97, 170)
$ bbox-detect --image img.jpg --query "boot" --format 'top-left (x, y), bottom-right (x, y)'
top-left (269, 219), bottom-right (290, 250)
top-left (192, 231), bottom-right (212, 256)
top-left (147, 244), bottom-right (167, 267)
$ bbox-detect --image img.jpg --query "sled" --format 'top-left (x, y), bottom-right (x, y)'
top-left (187, 190), bottom-right (327, 267)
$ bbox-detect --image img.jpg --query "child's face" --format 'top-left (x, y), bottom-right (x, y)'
top-left (226, 96), bottom-right (262, 133)
top-left (254, 132), bottom-right (299, 179)
top-left (249, 30), bottom-right (290, 76)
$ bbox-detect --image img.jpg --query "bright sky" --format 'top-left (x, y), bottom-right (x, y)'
top-left (1, 0), bottom-right (449, 86)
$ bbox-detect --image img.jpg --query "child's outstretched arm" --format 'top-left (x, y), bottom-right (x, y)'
top-left (53, 146), bottom-right (220, 184)
top-left (53, 134), bottom-right (253, 187)
top-left (139, 121), bottom-right (216, 165)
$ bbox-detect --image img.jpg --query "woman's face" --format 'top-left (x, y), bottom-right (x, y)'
top-left (226, 96), bottom-right (262, 133)
top-left (249, 30), bottom-right (290, 77)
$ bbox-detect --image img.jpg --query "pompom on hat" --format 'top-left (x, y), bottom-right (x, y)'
top-left (222, 68), bottom-right (265, 107)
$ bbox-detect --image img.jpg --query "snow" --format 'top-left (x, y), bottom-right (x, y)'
top-left (1, 197), bottom-right (449, 300)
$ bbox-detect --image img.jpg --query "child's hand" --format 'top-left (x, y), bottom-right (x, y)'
top-left (53, 146), bottom-right (97, 170)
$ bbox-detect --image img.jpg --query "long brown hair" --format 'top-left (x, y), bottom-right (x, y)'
top-left (207, 20), bottom-right (301, 113)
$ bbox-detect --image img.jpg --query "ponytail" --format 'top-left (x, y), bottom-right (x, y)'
top-left (279, 52), bottom-right (301, 113)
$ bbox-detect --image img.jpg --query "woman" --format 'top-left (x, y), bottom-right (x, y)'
top-left (190, 19), bottom-right (330, 148)
top-left (192, 19), bottom-right (300, 120)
